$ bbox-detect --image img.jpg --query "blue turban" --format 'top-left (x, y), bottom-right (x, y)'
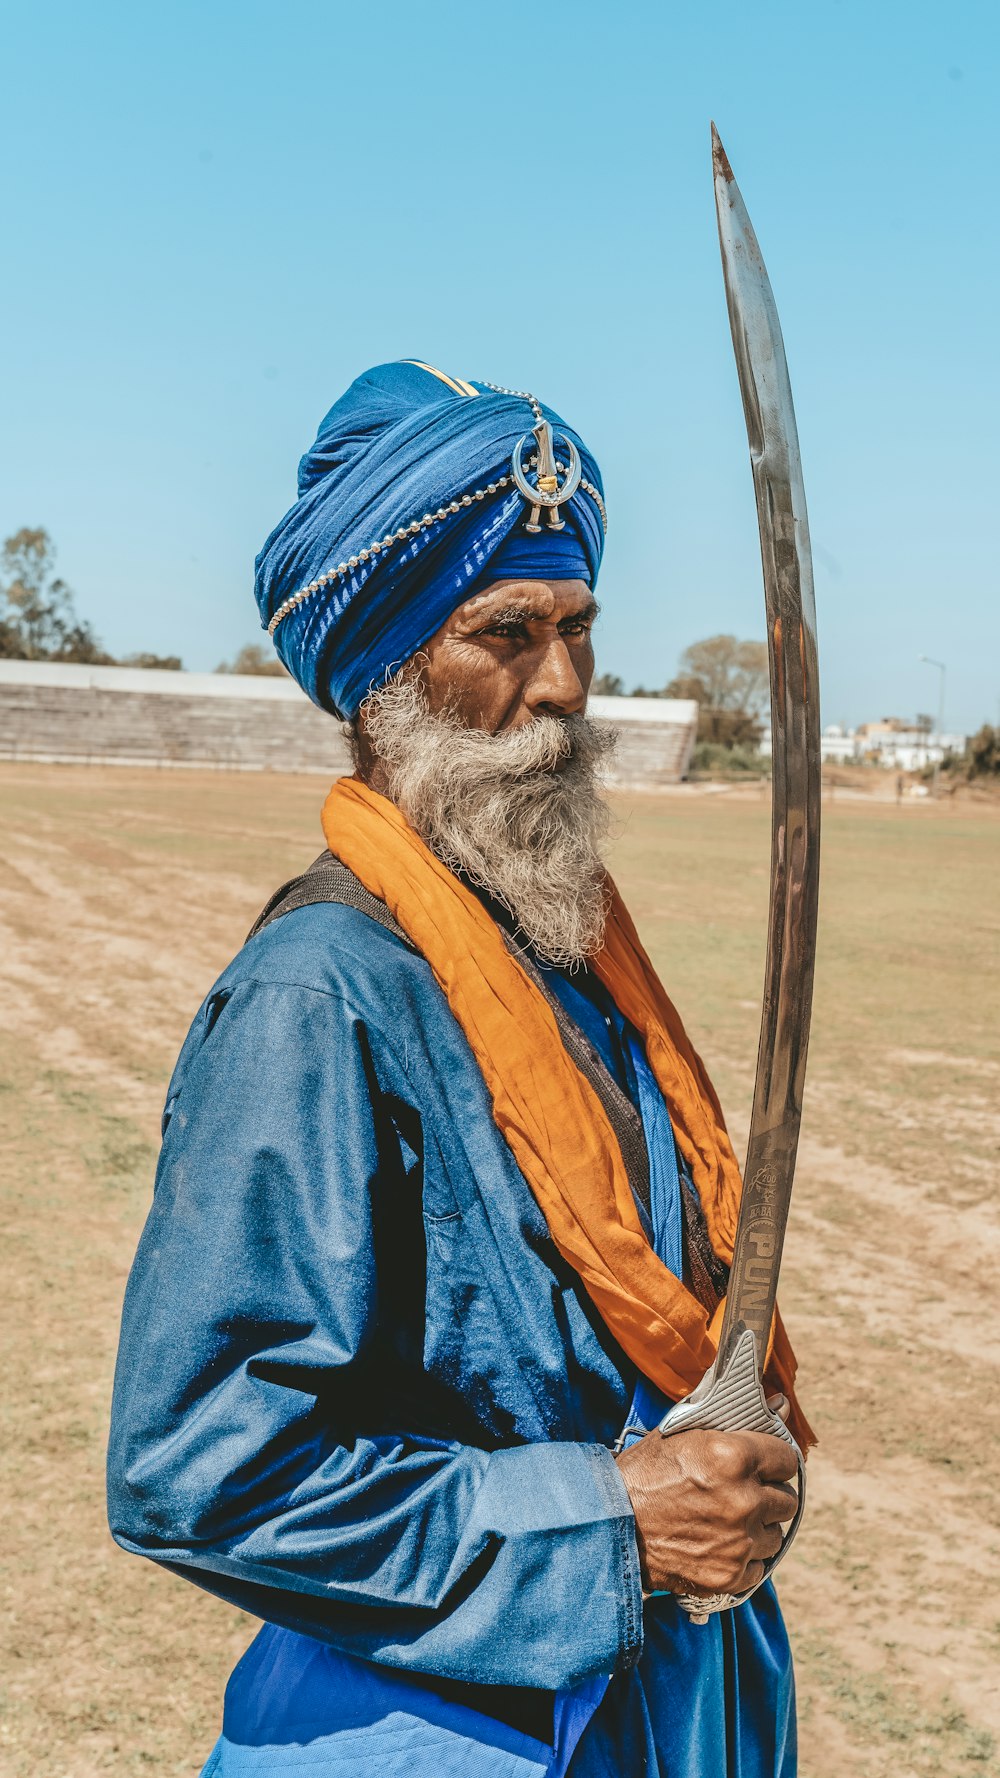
top-left (254, 360), bottom-right (606, 718)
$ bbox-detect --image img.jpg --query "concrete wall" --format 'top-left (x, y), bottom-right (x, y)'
top-left (0, 662), bottom-right (698, 788)
top-left (589, 695), bottom-right (699, 788)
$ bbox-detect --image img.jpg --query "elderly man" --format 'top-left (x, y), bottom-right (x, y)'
top-left (108, 361), bottom-right (809, 1777)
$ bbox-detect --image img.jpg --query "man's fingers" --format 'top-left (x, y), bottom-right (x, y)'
top-left (744, 1430), bottom-right (798, 1485)
top-left (746, 1529), bottom-right (783, 1569)
top-left (755, 1520), bottom-right (785, 1559)
top-left (757, 1481), bottom-right (798, 1526)
top-left (765, 1392), bottom-right (791, 1424)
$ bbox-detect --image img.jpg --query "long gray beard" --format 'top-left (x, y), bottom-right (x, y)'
top-left (360, 677), bottom-right (616, 966)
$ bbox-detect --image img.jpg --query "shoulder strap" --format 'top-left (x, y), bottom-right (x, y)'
top-left (247, 851), bottom-right (412, 946)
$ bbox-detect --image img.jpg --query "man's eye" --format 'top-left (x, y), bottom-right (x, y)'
top-left (485, 622), bottom-right (527, 640)
top-left (560, 619), bottom-right (592, 637)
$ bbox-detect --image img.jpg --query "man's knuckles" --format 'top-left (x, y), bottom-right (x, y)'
top-left (695, 1429), bottom-right (762, 1480)
top-left (700, 1428), bottom-right (794, 1484)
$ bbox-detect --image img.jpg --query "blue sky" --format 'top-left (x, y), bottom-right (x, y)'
top-left (2, 0), bottom-right (996, 733)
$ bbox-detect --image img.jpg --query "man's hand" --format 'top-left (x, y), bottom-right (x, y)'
top-left (614, 1396), bottom-right (798, 1598)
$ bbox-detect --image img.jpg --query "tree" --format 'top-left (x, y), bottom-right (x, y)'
top-left (661, 634), bottom-right (769, 748)
top-left (119, 651), bottom-right (183, 671)
top-left (0, 528), bottom-right (108, 663)
top-left (590, 671), bottom-right (625, 696)
top-left (667, 634), bottom-right (768, 714)
top-left (0, 527), bottom-right (186, 668)
top-left (966, 724), bottom-right (999, 777)
top-left (215, 643), bottom-right (287, 678)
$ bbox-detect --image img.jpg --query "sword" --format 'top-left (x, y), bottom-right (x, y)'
top-left (658, 125), bottom-right (821, 1623)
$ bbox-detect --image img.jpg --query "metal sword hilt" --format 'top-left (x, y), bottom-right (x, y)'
top-left (657, 1326), bottom-right (806, 1623)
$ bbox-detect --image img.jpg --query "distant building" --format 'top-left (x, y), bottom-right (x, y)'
top-left (760, 717), bottom-right (967, 770)
top-left (587, 695), bottom-right (699, 788)
top-left (855, 718), bottom-right (966, 771)
top-left (819, 724), bottom-right (857, 764)
top-left (761, 723), bottom-right (863, 763)
top-left (0, 662), bottom-right (699, 790)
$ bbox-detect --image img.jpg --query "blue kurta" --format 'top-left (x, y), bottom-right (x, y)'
top-left (107, 899), bottom-right (795, 1775)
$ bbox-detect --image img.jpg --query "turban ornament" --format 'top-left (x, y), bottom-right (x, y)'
top-left (255, 361), bottom-right (607, 720)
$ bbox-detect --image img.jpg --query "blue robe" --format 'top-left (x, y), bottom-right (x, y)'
top-left (107, 898), bottom-right (796, 1775)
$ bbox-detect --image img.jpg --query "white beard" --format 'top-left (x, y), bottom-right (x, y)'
top-left (359, 676), bottom-right (616, 966)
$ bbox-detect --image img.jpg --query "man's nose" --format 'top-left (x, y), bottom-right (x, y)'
top-left (523, 637), bottom-right (587, 717)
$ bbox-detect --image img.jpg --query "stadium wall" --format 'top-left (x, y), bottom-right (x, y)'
top-left (0, 662), bottom-right (698, 788)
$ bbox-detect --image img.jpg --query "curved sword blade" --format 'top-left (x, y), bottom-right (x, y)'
top-left (711, 124), bottom-right (821, 1370)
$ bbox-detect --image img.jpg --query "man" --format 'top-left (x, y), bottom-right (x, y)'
top-left (108, 360), bottom-right (809, 1776)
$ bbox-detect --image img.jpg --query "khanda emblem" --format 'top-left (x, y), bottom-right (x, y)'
top-left (510, 418), bottom-right (583, 532)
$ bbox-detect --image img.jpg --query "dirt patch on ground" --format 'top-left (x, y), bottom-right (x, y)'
top-left (1, 766), bottom-right (997, 1776)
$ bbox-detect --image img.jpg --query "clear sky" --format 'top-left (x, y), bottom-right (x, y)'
top-left (2, 0), bottom-right (996, 733)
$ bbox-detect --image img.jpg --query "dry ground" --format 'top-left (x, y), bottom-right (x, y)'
top-left (1, 764), bottom-right (997, 1777)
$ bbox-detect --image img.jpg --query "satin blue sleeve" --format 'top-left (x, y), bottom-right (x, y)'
top-left (107, 978), bottom-right (642, 1691)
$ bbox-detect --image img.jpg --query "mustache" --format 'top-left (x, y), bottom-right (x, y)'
top-left (404, 707), bottom-right (593, 782)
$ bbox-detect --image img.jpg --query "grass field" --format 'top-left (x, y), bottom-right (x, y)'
top-left (1, 763), bottom-right (998, 1777)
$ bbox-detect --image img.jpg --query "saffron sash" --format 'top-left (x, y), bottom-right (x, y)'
top-left (322, 777), bottom-right (812, 1450)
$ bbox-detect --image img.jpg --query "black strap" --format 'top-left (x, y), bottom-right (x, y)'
top-left (247, 851), bottom-right (411, 947)
top-left (680, 1166), bottom-right (730, 1311)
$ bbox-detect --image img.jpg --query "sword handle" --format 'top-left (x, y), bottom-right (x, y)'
top-left (657, 1326), bottom-right (805, 1624)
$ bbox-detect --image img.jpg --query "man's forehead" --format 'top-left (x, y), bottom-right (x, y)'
top-left (456, 577), bottom-right (595, 624)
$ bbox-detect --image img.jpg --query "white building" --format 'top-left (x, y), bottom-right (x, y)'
top-left (760, 719), bottom-right (967, 770)
top-left (854, 718), bottom-right (966, 771)
top-left (761, 723), bottom-right (861, 763)
top-left (819, 724), bottom-right (858, 764)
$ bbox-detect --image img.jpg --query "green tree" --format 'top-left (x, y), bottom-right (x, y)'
top-left (0, 528), bottom-right (108, 663)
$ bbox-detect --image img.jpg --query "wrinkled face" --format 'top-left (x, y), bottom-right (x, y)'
top-left (421, 577), bottom-right (597, 732)
top-left (352, 578), bottom-right (612, 964)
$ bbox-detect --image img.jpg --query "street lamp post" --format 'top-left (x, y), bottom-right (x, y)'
top-left (919, 655), bottom-right (947, 794)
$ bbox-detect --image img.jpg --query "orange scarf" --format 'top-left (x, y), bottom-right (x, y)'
top-left (322, 777), bottom-right (812, 1451)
